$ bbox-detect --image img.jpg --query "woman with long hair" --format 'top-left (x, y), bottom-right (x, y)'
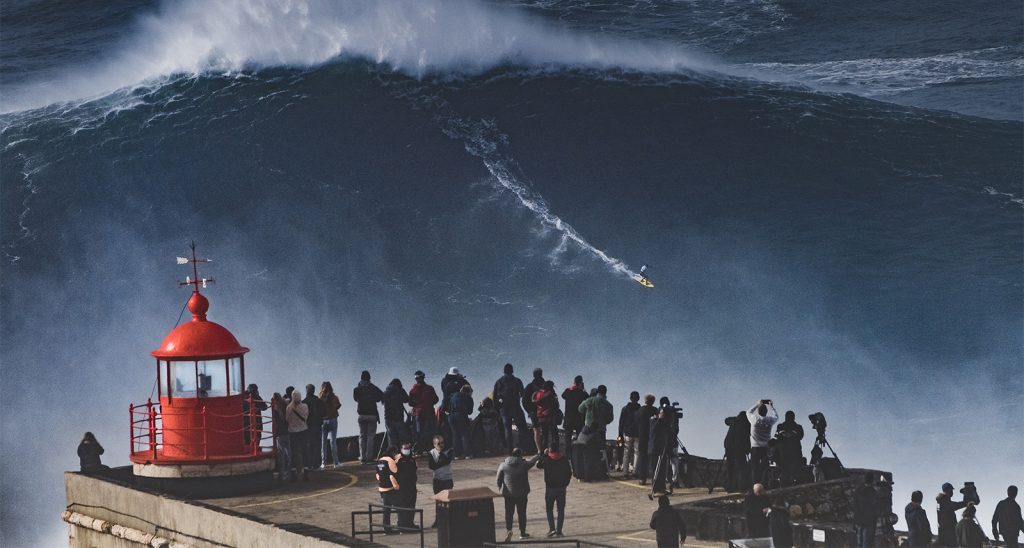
top-left (78, 432), bottom-right (109, 474)
top-left (319, 381), bottom-right (342, 468)
top-left (270, 392), bottom-right (292, 480)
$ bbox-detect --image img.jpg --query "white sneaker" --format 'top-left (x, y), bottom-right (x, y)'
top-left (519, 532), bottom-right (531, 539)
top-left (505, 530), bottom-right (514, 542)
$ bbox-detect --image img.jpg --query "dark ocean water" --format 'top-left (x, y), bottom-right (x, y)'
top-left (1, 1), bottom-right (1021, 546)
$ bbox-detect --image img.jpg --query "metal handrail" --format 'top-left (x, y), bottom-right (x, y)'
top-left (351, 502), bottom-right (425, 547)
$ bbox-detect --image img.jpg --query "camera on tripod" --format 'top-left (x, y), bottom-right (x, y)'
top-left (809, 412), bottom-right (827, 443)
top-left (662, 401), bottom-right (683, 420)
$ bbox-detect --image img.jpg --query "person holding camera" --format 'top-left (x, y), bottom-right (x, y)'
top-left (937, 482), bottom-right (971, 547)
top-left (648, 404), bottom-right (679, 496)
top-left (747, 399), bottom-right (778, 486)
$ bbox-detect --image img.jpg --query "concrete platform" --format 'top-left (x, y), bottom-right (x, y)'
top-left (201, 455), bottom-right (730, 547)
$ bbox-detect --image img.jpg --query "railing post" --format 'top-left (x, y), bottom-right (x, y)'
top-left (202, 406), bottom-right (208, 460)
top-left (129, 403), bottom-right (134, 456)
top-left (147, 399), bottom-right (157, 460)
top-left (248, 394), bottom-right (257, 455)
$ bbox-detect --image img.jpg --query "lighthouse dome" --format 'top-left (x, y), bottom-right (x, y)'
top-left (151, 292), bottom-right (249, 360)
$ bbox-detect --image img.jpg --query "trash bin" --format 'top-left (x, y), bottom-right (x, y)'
top-left (435, 487), bottom-right (500, 548)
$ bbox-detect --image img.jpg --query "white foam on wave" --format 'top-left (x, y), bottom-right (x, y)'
top-left (2, 0), bottom-right (717, 114)
top-left (744, 46), bottom-right (1024, 96)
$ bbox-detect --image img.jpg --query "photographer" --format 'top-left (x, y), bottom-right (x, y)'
top-left (937, 482), bottom-right (970, 547)
top-left (773, 411), bottom-right (804, 487)
top-left (747, 399), bottom-right (779, 485)
top-left (648, 400), bottom-right (681, 496)
top-left (724, 411), bottom-right (751, 493)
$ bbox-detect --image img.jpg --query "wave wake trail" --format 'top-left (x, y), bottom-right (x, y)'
top-left (440, 114), bottom-right (637, 281)
top-left (3, 0), bottom-right (715, 113)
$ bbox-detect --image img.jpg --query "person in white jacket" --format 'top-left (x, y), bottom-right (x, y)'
top-left (286, 390), bottom-right (310, 481)
top-left (746, 399), bottom-right (778, 485)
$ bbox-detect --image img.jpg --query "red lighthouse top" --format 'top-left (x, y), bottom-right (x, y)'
top-left (151, 243), bottom-right (249, 360)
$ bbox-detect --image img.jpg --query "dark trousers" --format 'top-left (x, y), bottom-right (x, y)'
top-left (289, 431), bottom-right (307, 479)
top-left (414, 413), bottom-right (435, 452)
top-left (433, 478), bottom-right (454, 494)
top-left (385, 419), bottom-right (406, 450)
top-left (778, 458), bottom-right (800, 487)
top-left (501, 411), bottom-right (527, 453)
top-left (306, 425), bottom-right (322, 469)
top-left (538, 423), bottom-right (557, 453)
top-left (450, 413), bottom-right (473, 457)
top-left (503, 495), bottom-right (528, 533)
top-left (636, 437), bottom-right (650, 480)
top-left (379, 490), bottom-right (399, 530)
top-left (726, 453), bottom-right (751, 492)
top-left (856, 523), bottom-right (876, 548)
top-left (750, 446), bottom-right (769, 485)
top-left (398, 488), bottom-right (417, 528)
top-left (545, 488), bottom-right (566, 533)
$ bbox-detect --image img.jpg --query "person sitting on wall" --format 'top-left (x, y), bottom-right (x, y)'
top-left (744, 483), bottom-right (771, 538)
top-left (78, 432), bottom-right (109, 474)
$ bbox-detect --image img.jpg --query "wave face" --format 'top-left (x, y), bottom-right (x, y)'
top-left (1, 1), bottom-right (1022, 546)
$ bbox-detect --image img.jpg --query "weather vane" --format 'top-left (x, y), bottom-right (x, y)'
top-left (176, 240), bottom-right (214, 292)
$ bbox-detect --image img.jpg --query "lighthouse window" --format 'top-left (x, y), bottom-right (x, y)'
top-left (172, 362), bottom-right (198, 398)
top-left (228, 358), bottom-right (242, 395)
top-left (196, 361), bottom-right (227, 397)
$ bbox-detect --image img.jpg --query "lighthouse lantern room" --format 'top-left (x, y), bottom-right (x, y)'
top-left (129, 243), bottom-right (274, 497)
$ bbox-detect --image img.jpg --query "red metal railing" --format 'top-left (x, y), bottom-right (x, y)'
top-left (129, 395), bottom-right (276, 462)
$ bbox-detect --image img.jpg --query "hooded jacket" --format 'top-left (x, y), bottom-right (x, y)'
top-left (561, 385), bottom-right (587, 429)
top-left (537, 452), bottom-right (572, 490)
top-left (495, 454), bottom-right (541, 498)
top-left (440, 373), bottom-right (467, 411)
top-left (353, 380), bottom-right (383, 417)
top-left (619, 401), bottom-right (641, 438)
top-left (382, 381), bottom-right (409, 422)
top-left (937, 492), bottom-right (969, 545)
top-left (724, 412), bottom-right (752, 457)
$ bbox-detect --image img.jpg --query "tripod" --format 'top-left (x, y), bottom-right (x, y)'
top-left (813, 433), bottom-right (844, 474)
top-left (648, 437), bottom-right (718, 499)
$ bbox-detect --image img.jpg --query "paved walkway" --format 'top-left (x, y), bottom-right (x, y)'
top-left (204, 455), bottom-right (729, 547)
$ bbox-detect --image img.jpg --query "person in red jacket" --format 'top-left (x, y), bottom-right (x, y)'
top-left (532, 380), bottom-right (560, 453)
top-left (408, 371), bottom-right (439, 453)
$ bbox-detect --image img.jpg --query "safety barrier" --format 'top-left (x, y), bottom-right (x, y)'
top-left (350, 502), bottom-right (425, 547)
top-left (129, 396), bottom-right (275, 462)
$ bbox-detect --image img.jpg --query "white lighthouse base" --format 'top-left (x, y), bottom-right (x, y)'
top-left (133, 456), bottom-right (275, 498)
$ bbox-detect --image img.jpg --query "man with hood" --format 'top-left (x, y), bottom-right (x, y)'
top-left (618, 391), bottom-right (641, 477)
top-left (493, 363), bottom-right (527, 454)
top-left (353, 371), bottom-right (384, 464)
top-left (382, 378), bottom-right (410, 450)
top-left (746, 399), bottom-right (778, 485)
top-left (409, 370), bottom-right (439, 453)
top-left (649, 495), bottom-right (687, 547)
top-left (724, 410), bottom-right (752, 493)
top-left (561, 376), bottom-right (587, 447)
top-left (537, 442), bottom-right (572, 538)
top-left (936, 481), bottom-right (970, 546)
top-left (496, 448), bottom-right (542, 541)
top-left (773, 411), bottom-right (804, 487)
top-left (905, 490), bottom-right (932, 547)
top-left (523, 368), bottom-right (546, 453)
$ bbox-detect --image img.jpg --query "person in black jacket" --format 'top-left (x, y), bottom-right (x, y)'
top-left (905, 490), bottom-right (933, 547)
top-left (303, 384), bottom-right (325, 470)
top-left (353, 371), bottom-right (384, 464)
top-left (744, 483), bottom-right (771, 538)
top-left (618, 391), bottom-right (641, 477)
top-left (395, 443), bottom-right (418, 529)
top-left (853, 473), bottom-right (879, 548)
top-left (650, 494), bottom-right (686, 547)
top-left (769, 504), bottom-right (794, 548)
top-left (449, 384), bottom-right (475, 458)
top-left (538, 442), bottom-right (573, 537)
top-left (773, 411), bottom-right (804, 487)
top-left (636, 394), bottom-right (658, 485)
top-left (493, 363), bottom-right (527, 454)
top-left (561, 376), bottom-right (586, 445)
top-left (382, 378), bottom-right (410, 450)
top-left (993, 485), bottom-right (1022, 547)
top-left (724, 411), bottom-right (751, 493)
top-left (937, 482), bottom-right (969, 547)
top-left (77, 432), bottom-right (109, 474)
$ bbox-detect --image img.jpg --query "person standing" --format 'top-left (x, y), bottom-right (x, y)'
top-left (993, 485), bottom-right (1023, 548)
top-left (395, 443), bottom-right (418, 529)
top-left (270, 393), bottom-right (292, 480)
top-left (649, 494), bottom-right (687, 547)
top-left (428, 435), bottom-right (455, 528)
top-left (937, 482), bottom-right (970, 547)
top-left (448, 384), bottom-right (475, 459)
top-left (320, 382), bottom-right (341, 468)
top-left (773, 411), bottom-right (804, 487)
top-left (242, 384), bottom-right (268, 446)
top-left (577, 385), bottom-right (614, 481)
top-left (636, 394), bottom-right (658, 486)
top-left (303, 384), bottom-right (324, 470)
top-left (285, 390), bottom-right (309, 481)
top-left (382, 378), bottom-right (410, 449)
top-left (746, 399), bottom-right (778, 485)
top-left (532, 380), bottom-right (559, 454)
top-left (77, 432), bottom-right (109, 474)
top-left (853, 473), bottom-right (879, 548)
top-left (769, 504), bottom-right (794, 548)
top-left (477, 397), bottom-right (503, 454)
top-left (493, 363), bottom-right (527, 454)
top-left (744, 483), bottom-right (771, 538)
top-left (618, 391), bottom-right (641, 477)
top-left (523, 368), bottom-right (546, 453)
top-left (724, 411), bottom-right (752, 493)
top-left (353, 371), bottom-right (384, 464)
top-left (496, 448), bottom-right (542, 541)
top-left (440, 367), bottom-right (468, 441)
top-left (956, 503), bottom-right (988, 547)
top-left (537, 443), bottom-right (572, 538)
top-left (561, 376), bottom-right (587, 449)
top-left (905, 490), bottom-right (933, 547)
top-left (376, 446), bottom-right (401, 534)
top-left (409, 371), bottom-right (440, 453)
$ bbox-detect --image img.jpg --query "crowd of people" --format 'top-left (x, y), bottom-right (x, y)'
top-left (80, 362), bottom-right (1022, 547)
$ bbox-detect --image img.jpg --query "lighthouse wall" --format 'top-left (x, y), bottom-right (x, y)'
top-left (63, 470), bottom-right (349, 547)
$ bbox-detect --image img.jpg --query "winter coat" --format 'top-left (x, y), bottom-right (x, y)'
top-left (774, 420), bottom-right (804, 463)
top-left (744, 492), bottom-right (771, 538)
top-left (724, 413), bottom-right (751, 457)
top-left (561, 385), bottom-right (587, 429)
top-left (495, 454), bottom-right (541, 498)
top-left (353, 381), bottom-right (383, 417)
top-left (440, 374), bottom-right (467, 411)
top-left (77, 441), bottom-right (104, 472)
top-left (937, 493), bottom-right (969, 545)
top-left (286, 402), bottom-right (309, 433)
top-left (395, 454), bottom-right (417, 493)
top-left (650, 506), bottom-right (687, 547)
top-left (905, 503), bottom-right (933, 547)
top-left (578, 394), bottom-right (614, 430)
top-left (533, 388), bottom-right (558, 424)
top-left (853, 484), bottom-right (880, 527)
top-left (322, 393), bottom-right (341, 419)
top-left (382, 381), bottom-right (409, 421)
top-left (538, 452), bottom-right (572, 489)
top-left (618, 402), bottom-right (641, 438)
top-left (408, 382), bottom-right (439, 416)
top-left (449, 391), bottom-right (474, 416)
top-left (638, 404), bottom-right (658, 441)
top-left (303, 394), bottom-right (324, 426)
top-left (493, 374), bottom-right (525, 415)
